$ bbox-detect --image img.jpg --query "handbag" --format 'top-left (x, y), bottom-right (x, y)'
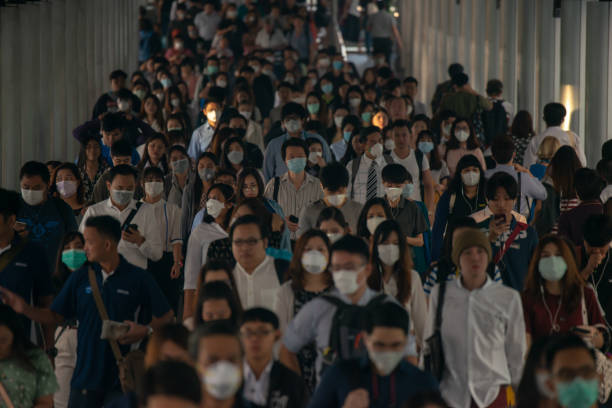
top-left (0, 381), bottom-right (15, 408)
top-left (424, 277), bottom-right (447, 381)
top-left (87, 268), bottom-right (145, 394)
top-left (581, 290), bottom-right (612, 403)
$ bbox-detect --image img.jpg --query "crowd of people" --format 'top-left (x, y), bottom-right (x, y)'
top-left (1, 0), bottom-right (612, 407)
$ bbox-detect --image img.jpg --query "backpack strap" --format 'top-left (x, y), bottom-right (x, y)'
top-left (516, 172), bottom-right (522, 213)
top-left (448, 193), bottom-right (456, 217)
top-left (320, 294), bottom-right (345, 308)
top-left (493, 222), bottom-right (528, 265)
top-left (415, 149), bottom-right (425, 201)
top-left (121, 201), bottom-right (143, 231)
top-left (0, 381), bottom-right (14, 408)
top-left (350, 157), bottom-right (362, 200)
top-left (434, 278), bottom-right (447, 333)
top-left (0, 238), bottom-right (27, 273)
top-left (382, 154), bottom-right (393, 165)
top-left (273, 176), bottom-right (280, 203)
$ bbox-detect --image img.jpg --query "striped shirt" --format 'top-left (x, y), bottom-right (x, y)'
top-left (264, 173), bottom-right (324, 239)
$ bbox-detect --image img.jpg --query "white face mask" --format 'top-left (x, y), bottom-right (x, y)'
top-left (56, 180), bottom-right (77, 198)
top-left (327, 232), bottom-right (343, 244)
top-left (377, 244), bottom-right (400, 266)
top-left (369, 350), bottom-right (405, 376)
top-left (203, 361), bottom-right (241, 400)
top-left (367, 216), bottom-right (386, 235)
top-left (206, 198), bottom-right (225, 218)
top-left (406, 105), bottom-right (413, 116)
top-left (455, 129), bottom-right (469, 142)
top-left (384, 187), bottom-right (402, 202)
top-left (227, 150), bottom-right (244, 165)
top-left (535, 372), bottom-right (556, 399)
top-left (349, 98), bottom-right (361, 108)
top-left (21, 188), bottom-right (45, 206)
top-left (333, 269), bottom-right (360, 295)
top-left (326, 193), bottom-right (347, 207)
top-left (285, 119), bottom-right (302, 133)
top-left (239, 110), bottom-right (252, 120)
top-left (301, 250), bottom-right (327, 274)
top-left (369, 143), bottom-right (383, 158)
top-left (117, 100), bottom-right (130, 112)
top-left (308, 151), bottom-right (322, 164)
top-left (144, 181), bottom-right (164, 198)
top-left (442, 123), bottom-right (452, 136)
top-left (111, 189), bottom-right (134, 206)
top-left (461, 170), bottom-right (480, 187)
top-left (384, 139), bottom-right (395, 151)
top-left (172, 158), bottom-right (190, 174)
top-left (334, 116), bottom-right (345, 128)
top-left (170, 98), bottom-right (181, 108)
top-left (206, 110), bottom-right (218, 123)
top-left (216, 79), bottom-right (227, 88)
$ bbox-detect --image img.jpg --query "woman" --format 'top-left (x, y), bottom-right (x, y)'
top-left (183, 183), bottom-right (234, 323)
top-left (166, 113), bottom-right (191, 144)
top-left (356, 197), bottom-right (393, 242)
top-left (136, 133), bottom-right (169, 175)
top-left (522, 235), bottom-right (608, 348)
top-left (140, 94), bottom-right (165, 133)
top-left (327, 104), bottom-right (350, 145)
top-left (76, 135), bottom-right (108, 203)
top-left (208, 127), bottom-right (237, 159)
top-left (53, 232), bottom-right (86, 293)
top-left (166, 145), bottom-right (194, 207)
top-left (180, 152), bottom-right (217, 243)
top-left (444, 117), bottom-right (487, 178)
top-left (305, 92), bottom-right (328, 126)
top-left (360, 101), bottom-right (375, 127)
top-left (340, 128), bottom-right (365, 166)
top-left (220, 136), bottom-right (247, 174)
top-left (423, 228), bottom-right (525, 407)
top-left (194, 260), bottom-right (241, 309)
top-left (315, 206), bottom-right (351, 243)
top-left (274, 230), bottom-right (333, 393)
top-left (417, 130), bottom-right (449, 203)
top-left (516, 335), bottom-right (556, 408)
top-left (305, 138), bottom-right (325, 178)
top-left (530, 136), bottom-right (561, 181)
top-left (195, 281), bottom-right (242, 327)
top-left (368, 220), bottom-right (428, 349)
top-left (330, 114), bottom-right (360, 162)
top-left (371, 107), bottom-right (389, 130)
top-left (0, 304), bottom-right (58, 408)
top-left (431, 154), bottom-right (487, 261)
top-left (510, 110), bottom-right (535, 166)
top-left (51, 163), bottom-right (87, 224)
top-left (345, 85), bottom-right (364, 116)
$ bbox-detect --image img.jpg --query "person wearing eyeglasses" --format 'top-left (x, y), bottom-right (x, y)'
top-left (239, 307), bottom-right (308, 408)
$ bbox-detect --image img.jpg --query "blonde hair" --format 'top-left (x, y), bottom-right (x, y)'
top-left (537, 136), bottom-right (561, 161)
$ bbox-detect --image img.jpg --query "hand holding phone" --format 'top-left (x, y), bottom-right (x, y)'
top-left (101, 320), bottom-right (130, 340)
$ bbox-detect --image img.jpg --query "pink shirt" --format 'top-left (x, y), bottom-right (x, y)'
top-left (446, 147), bottom-right (486, 178)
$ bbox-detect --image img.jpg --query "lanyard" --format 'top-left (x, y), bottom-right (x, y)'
top-left (371, 371), bottom-right (396, 407)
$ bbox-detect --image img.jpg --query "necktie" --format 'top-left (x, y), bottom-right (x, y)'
top-left (367, 161), bottom-right (377, 201)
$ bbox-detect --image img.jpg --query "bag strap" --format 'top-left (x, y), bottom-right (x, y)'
top-left (121, 201), bottom-right (143, 231)
top-left (493, 222), bottom-right (528, 265)
top-left (415, 149), bottom-right (425, 201)
top-left (273, 176), bottom-right (280, 203)
top-left (434, 278), bottom-right (447, 332)
top-left (0, 381), bottom-right (14, 408)
top-left (581, 288), bottom-right (588, 326)
top-left (87, 267), bottom-right (124, 363)
top-left (0, 238), bottom-right (27, 273)
top-left (350, 156), bottom-right (361, 200)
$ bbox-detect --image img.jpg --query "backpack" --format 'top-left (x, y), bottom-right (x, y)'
top-left (350, 155), bottom-right (394, 200)
top-left (481, 100), bottom-right (508, 147)
top-left (319, 293), bottom-right (387, 373)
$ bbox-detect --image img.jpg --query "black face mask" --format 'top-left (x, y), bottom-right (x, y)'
top-left (231, 128), bottom-right (246, 138)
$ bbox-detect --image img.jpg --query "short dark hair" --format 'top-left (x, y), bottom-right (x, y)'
top-left (452, 72), bottom-right (469, 87)
top-left (320, 163), bottom-right (349, 191)
top-left (281, 102), bottom-right (306, 120)
top-left (583, 214), bottom-right (612, 247)
top-left (110, 69), bottom-right (127, 80)
top-left (543, 103), bottom-right (567, 127)
top-left (142, 361), bottom-right (202, 404)
top-left (143, 166), bottom-right (164, 180)
top-left (197, 281), bottom-right (242, 327)
top-left (85, 215), bottom-right (121, 243)
top-left (281, 137), bottom-right (308, 161)
top-left (486, 79), bottom-right (503, 96)
top-left (491, 136), bottom-right (515, 164)
top-left (241, 307), bottom-right (279, 329)
top-left (364, 301), bottom-right (409, 335)
top-left (448, 63), bottom-right (464, 78)
top-left (19, 161), bottom-right (50, 184)
top-left (316, 206), bottom-right (348, 229)
top-left (603, 139), bottom-right (612, 161)
top-left (110, 139), bottom-right (133, 158)
top-left (229, 214), bottom-right (269, 240)
top-left (331, 234), bottom-right (370, 262)
top-left (0, 189), bottom-right (21, 218)
top-left (382, 163), bottom-right (410, 184)
top-left (359, 126), bottom-right (381, 143)
top-left (545, 334), bottom-right (596, 371)
top-left (403, 76), bottom-right (418, 85)
top-left (597, 158), bottom-right (612, 184)
top-left (101, 112), bottom-right (124, 132)
top-left (390, 119), bottom-right (410, 130)
top-left (486, 172), bottom-right (518, 200)
top-left (574, 168), bottom-right (604, 201)
top-left (189, 320), bottom-right (240, 359)
top-left (108, 164), bottom-right (138, 183)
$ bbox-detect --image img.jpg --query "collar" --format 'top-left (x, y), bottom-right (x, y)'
top-left (92, 255), bottom-right (128, 280)
top-left (236, 255), bottom-right (274, 276)
top-left (391, 148), bottom-right (412, 160)
top-left (331, 287), bottom-right (375, 306)
top-left (141, 198), bottom-right (166, 208)
top-left (106, 198), bottom-right (138, 212)
top-left (494, 163), bottom-right (515, 172)
top-left (243, 359), bottom-right (273, 382)
top-left (361, 154), bottom-right (384, 167)
top-left (281, 172), bottom-right (316, 184)
top-left (456, 274), bottom-right (493, 291)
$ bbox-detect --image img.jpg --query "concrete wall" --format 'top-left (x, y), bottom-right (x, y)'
top-left (398, 0), bottom-right (612, 166)
top-left (0, 0), bottom-right (144, 189)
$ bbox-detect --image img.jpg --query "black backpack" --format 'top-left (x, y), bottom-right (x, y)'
top-left (319, 294), bottom-right (387, 373)
top-left (481, 100), bottom-right (508, 147)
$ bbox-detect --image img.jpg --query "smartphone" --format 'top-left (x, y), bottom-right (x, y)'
top-left (494, 214), bottom-right (506, 223)
top-left (571, 327), bottom-right (591, 335)
top-left (100, 320), bottom-right (130, 340)
top-left (289, 215), bottom-right (299, 223)
top-left (122, 223), bottom-right (138, 232)
top-left (14, 221), bottom-right (27, 230)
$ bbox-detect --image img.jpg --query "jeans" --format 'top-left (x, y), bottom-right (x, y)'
top-left (68, 388), bottom-right (123, 408)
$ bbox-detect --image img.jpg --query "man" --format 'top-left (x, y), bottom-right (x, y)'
top-left (390, 119), bottom-right (435, 213)
top-left (366, 1), bottom-right (403, 63)
top-left (438, 72), bottom-right (492, 119)
top-left (91, 70), bottom-right (127, 119)
top-left (264, 102), bottom-right (331, 181)
top-left (579, 214), bottom-right (612, 319)
top-left (485, 79), bottom-right (513, 123)
top-left (485, 135), bottom-right (547, 218)
top-left (298, 162), bottom-right (363, 237)
top-left (431, 63), bottom-right (463, 115)
top-left (240, 308), bottom-right (308, 407)
top-left (0, 188), bottom-right (54, 344)
top-left (17, 161), bottom-right (78, 267)
top-left (194, 0), bottom-right (221, 50)
top-left (471, 172), bottom-right (538, 291)
top-left (227, 110), bottom-right (264, 167)
top-left (267, 82), bottom-right (294, 126)
top-left (188, 97), bottom-right (222, 159)
top-left (523, 102), bottom-right (587, 167)
top-left (92, 139), bottom-right (137, 203)
top-left (309, 302), bottom-right (438, 407)
top-left (264, 138), bottom-right (323, 240)
top-left (347, 127), bottom-right (392, 205)
top-left (0, 215), bottom-right (173, 407)
top-left (190, 320), bottom-right (245, 408)
top-left (255, 16), bottom-right (288, 50)
top-left (142, 361), bottom-right (202, 408)
top-left (545, 334), bottom-right (600, 408)
top-left (403, 76), bottom-right (427, 115)
top-left (280, 235), bottom-right (416, 385)
top-left (80, 165), bottom-right (163, 270)
top-left (230, 215), bottom-right (284, 311)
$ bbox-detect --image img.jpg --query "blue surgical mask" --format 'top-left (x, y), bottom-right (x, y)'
top-left (343, 131), bottom-right (352, 143)
top-left (321, 83), bottom-right (333, 94)
top-left (160, 78), bottom-right (172, 88)
top-left (286, 157), bottom-right (307, 173)
top-left (307, 103), bottom-right (320, 114)
top-left (418, 141), bottom-right (434, 153)
top-left (207, 65), bottom-right (219, 75)
top-left (556, 378), bottom-right (599, 408)
top-left (62, 249), bottom-right (87, 271)
top-left (402, 183), bottom-right (414, 198)
top-left (332, 60), bottom-right (343, 70)
top-left (361, 112), bottom-right (372, 123)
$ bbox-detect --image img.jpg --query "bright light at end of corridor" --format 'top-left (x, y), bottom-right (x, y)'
top-left (560, 84), bottom-right (575, 131)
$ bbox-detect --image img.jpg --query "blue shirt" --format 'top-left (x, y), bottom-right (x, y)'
top-left (330, 140), bottom-right (348, 161)
top-left (308, 357), bottom-right (438, 408)
top-left (187, 121), bottom-right (215, 160)
top-left (263, 131), bottom-right (332, 182)
top-left (50, 256), bottom-right (171, 391)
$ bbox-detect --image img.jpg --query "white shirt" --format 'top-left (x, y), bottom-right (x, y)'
top-left (423, 278), bottom-right (526, 408)
top-left (242, 360), bottom-right (273, 406)
top-left (184, 222), bottom-right (228, 291)
top-left (233, 255), bottom-right (280, 310)
top-left (145, 199), bottom-right (182, 252)
top-left (346, 155), bottom-right (387, 205)
top-left (391, 149), bottom-right (430, 201)
top-left (522, 126), bottom-right (587, 168)
top-left (601, 185), bottom-right (612, 204)
top-left (0, 244), bottom-right (11, 256)
top-left (80, 199), bottom-right (163, 270)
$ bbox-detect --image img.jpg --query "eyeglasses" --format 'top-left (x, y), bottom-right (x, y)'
top-left (232, 238), bottom-right (262, 247)
top-left (240, 329), bottom-right (274, 339)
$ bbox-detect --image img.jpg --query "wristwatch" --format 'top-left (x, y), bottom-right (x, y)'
top-left (147, 326), bottom-right (154, 337)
